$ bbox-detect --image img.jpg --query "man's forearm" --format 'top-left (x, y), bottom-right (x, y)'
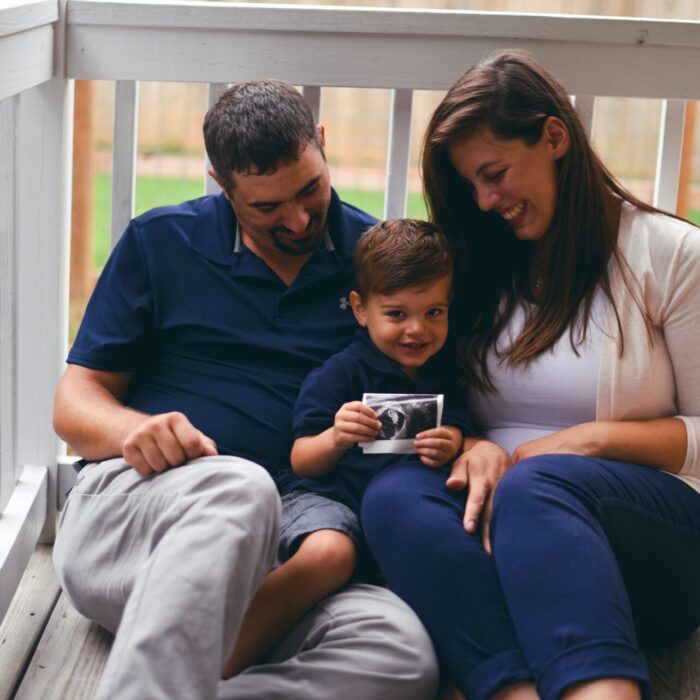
top-left (53, 366), bottom-right (144, 461)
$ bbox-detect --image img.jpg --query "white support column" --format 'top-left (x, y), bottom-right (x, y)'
top-left (16, 83), bottom-right (73, 543)
top-left (0, 465), bottom-right (48, 622)
top-left (302, 85), bottom-right (321, 123)
top-left (384, 88), bottom-right (413, 220)
top-left (0, 95), bottom-right (19, 516)
top-left (653, 98), bottom-right (686, 213)
top-left (204, 82), bottom-right (228, 196)
top-left (111, 80), bottom-right (139, 247)
top-left (573, 94), bottom-right (596, 139)
top-left (15, 0), bottom-right (72, 543)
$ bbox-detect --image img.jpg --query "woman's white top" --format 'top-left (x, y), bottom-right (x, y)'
top-left (469, 203), bottom-right (700, 494)
top-left (470, 293), bottom-right (606, 458)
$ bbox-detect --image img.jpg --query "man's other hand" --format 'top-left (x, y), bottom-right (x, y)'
top-left (122, 412), bottom-right (218, 476)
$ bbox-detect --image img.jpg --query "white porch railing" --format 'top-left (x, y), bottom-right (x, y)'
top-left (1, 0), bottom-right (700, 621)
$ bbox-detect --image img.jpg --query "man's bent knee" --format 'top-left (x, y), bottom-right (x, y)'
top-left (325, 584), bottom-right (440, 700)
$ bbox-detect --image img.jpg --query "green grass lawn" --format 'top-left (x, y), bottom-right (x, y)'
top-left (94, 174), bottom-right (427, 267)
top-left (93, 174), bottom-right (698, 268)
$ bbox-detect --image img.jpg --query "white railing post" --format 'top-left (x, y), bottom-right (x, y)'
top-left (1, 0), bottom-right (70, 612)
top-left (0, 95), bottom-right (19, 517)
top-left (204, 82), bottom-right (228, 196)
top-left (302, 85), bottom-right (321, 124)
top-left (573, 95), bottom-right (596, 139)
top-left (384, 88), bottom-right (413, 220)
top-left (653, 98), bottom-right (686, 213)
top-left (111, 80), bottom-right (139, 248)
top-left (15, 0), bottom-right (72, 544)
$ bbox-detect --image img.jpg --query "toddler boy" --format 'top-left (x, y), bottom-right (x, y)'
top-left (225, 219), bottom-right (471, 676)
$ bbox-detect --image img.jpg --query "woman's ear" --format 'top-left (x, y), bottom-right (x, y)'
top-left (349, 291), bottom-right (367, 326)
top-left (543, 116), bottom-right (570, 159)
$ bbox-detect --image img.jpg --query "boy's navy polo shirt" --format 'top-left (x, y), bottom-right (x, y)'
top-left (291, 330), bottom-right (472, 512)
top-left (68, 189), bottom-right (376, 487)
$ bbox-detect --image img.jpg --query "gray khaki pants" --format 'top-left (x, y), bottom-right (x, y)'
top-left (53, 456), bottom-right (438, 700)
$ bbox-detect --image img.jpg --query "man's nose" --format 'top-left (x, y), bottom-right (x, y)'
top-left (282, 204), bottom-right (311, 233)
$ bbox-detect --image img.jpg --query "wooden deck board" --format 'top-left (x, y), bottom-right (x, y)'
top-left (0, 545), bottom-right (60, 700)
top-left (14, 595), bottom-right (112, 700)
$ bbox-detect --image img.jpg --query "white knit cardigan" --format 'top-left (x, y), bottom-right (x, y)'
top-left (598, 202), bottom-right (700, 493)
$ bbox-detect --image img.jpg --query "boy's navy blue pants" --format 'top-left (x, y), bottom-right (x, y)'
top-left (361, 455), bottom-right (700, 700)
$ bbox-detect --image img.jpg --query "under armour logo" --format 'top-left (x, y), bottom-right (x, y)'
top-left (339, 296), bottom-right (350, 310)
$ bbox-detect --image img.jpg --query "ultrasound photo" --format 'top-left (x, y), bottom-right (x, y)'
top-left (360, 393), bottom-right (444, 454)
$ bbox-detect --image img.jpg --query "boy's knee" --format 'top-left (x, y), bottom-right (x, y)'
top-left (296, 530), bottom-right (357, 585)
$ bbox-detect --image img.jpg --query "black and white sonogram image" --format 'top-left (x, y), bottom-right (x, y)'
top-left (361, 393), bottom-right (444, 454)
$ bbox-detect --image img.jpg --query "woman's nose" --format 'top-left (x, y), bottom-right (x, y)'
top-left (474, 184), bottom-right (499, 212)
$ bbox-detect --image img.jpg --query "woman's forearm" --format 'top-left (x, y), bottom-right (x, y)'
top-left (586, 417), bottom-right (687, 473)
top-left (512, 417), bottom-right (687, 473)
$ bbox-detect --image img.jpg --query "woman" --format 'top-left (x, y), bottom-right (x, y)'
top-left (361, 49), bottom-right (700, 700)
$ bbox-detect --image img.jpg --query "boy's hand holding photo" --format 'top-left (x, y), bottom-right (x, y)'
top-left (333, 401), bottom-right (382, 450)
top-left (414, 425), bottom-right (463, 468)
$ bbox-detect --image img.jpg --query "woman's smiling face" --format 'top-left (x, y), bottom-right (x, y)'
top-left (447, 117), bottom-right (569, 242)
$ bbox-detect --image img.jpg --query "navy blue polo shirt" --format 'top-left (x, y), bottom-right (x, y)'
top-left (290, 330), bottom-right (472, 512)
top-left (68, 190), bottom-right (376, 486)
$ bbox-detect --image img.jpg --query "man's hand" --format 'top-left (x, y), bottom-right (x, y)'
top-left (122, 412), bottom-right (218, 476)
top-left (445, 439), bottom-right (511, 554)
top-left (332, 401), bottom-right (381, 450)
top-left (414, 426), bottom-right (462, 468)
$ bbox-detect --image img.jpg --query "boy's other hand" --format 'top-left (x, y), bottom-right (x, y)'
top-left (333, 401), bottom-right (381, 450)
top-left (414, 426), bottom-right (462, 468)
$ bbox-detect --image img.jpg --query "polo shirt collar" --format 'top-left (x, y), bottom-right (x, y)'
top-left (189, 188), bottom-right (351, 266)
top-left (351, 330), bottom-right (408, 377)
top-left (189, 193), bottom-right (238, 265)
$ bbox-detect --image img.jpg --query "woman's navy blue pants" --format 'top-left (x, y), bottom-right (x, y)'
top-left (361, 456), bottom-right (700, 700)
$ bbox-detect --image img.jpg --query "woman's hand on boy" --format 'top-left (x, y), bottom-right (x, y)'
top-left (414, 426), bottom-right (463, 468)
top-left (333, 401), bottom-right (382, 450)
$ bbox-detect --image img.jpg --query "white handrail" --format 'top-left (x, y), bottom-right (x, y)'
top-left (65, 2), bottom-right (700, 99)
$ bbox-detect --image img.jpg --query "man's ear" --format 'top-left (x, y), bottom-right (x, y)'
top-left (317, 124), bottom-right (326, 149)
top-left (542, 116), bottom-right (570, 159)
top-left (349, 291), bottom-right (366, 326)
top-left (208, 168), bottom-right (231, 201)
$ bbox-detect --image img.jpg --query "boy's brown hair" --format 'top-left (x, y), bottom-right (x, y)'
top-left (353, 219), bottom-right (453, 298)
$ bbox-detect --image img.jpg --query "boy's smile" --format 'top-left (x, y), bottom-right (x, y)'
top-left (350, 275), bottom-right (452, 380)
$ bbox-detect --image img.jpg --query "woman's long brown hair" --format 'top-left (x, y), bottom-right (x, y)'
top-left (423, 49), bottom-right (664, 391)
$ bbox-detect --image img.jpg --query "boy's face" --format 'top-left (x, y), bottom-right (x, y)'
top-left (350, 275), bottom-right (452, 380)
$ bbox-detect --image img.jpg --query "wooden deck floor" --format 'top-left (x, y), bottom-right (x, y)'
top-left (1, 546), bottom-right (699, 699)
top-left (0, 546), bottom-right (111, 700)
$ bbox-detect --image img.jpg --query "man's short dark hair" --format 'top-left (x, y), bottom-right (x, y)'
top-left (203, 80), bottom-right (322, 193)
top-left (354, 219), bottom-right (453, 298)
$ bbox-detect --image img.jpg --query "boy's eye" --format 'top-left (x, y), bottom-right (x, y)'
top-left (426, 308), bottom-right (444, 318)
top-left (385, 310), bottom-right (405, 319)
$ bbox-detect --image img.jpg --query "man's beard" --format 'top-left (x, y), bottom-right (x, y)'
top-left (271, 218), bottom-right (325, 256)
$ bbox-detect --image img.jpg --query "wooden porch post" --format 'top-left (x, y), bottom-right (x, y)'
top-left (676, 101), bottom-right (696, 218)
top-left (70, 80), bottom-right (95, 303)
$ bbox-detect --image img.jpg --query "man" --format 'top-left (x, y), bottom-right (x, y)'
top-left (53, 81), bottom-right (438, 700)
